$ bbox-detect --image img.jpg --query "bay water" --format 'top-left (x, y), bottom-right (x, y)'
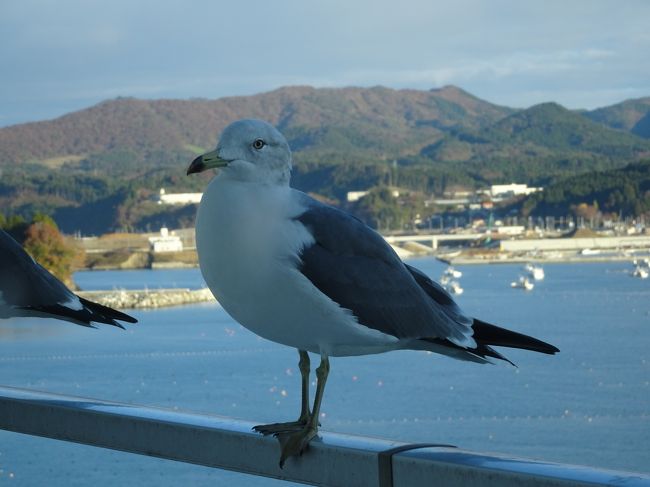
top-left (0, 259), bottom-right (648, 485)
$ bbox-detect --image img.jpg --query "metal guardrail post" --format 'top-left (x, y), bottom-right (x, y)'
top-left (1, 386), bottom-right (649, 487)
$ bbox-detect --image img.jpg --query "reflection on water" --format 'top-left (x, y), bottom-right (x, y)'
top-left (0, 319), bottom-right (71, 341)
top-left (0, 260), bottom-right (649, 486)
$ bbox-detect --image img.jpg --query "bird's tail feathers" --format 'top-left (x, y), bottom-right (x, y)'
top-left (472, 319), bottom-right (559, 355)
top-left (418, 337), bottom-right (517, 366)
top-left (416, 319), bottom-right (558, 366)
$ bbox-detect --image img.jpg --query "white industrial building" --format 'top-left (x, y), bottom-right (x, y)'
top-left (500, 236), bottom-right (650, 252)
top-left (346, 190), bottom-right (369, 202)
top-left (495, 225), bottom-right (526, 236)
top-left (346, 189), bottom-right (400, 202)
top-left (490, 184), bottom-right (542, 199)
top-left (148, 227), bottom-right (183, 253)
top-left (157, 188), bottom-right (202, 205)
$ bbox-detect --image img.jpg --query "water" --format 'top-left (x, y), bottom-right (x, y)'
top-left (0, 260), bottom-right (648, 485)
top-left (74, 268), bottom-right (207, 291)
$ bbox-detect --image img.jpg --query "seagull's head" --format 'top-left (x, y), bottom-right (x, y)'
top-left (187, 119), bottom-right (292, 184)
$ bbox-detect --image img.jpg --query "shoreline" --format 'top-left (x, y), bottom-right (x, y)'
top-left (436, 253), bottom-right (650, 265)
top-left (77, 287), bottom-right (215, 309)
top-left (77, 252), bottom-right (650, 271)
top-left (79, 234), bottom-right (650, 270)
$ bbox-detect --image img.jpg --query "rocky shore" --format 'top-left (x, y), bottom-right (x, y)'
top-left (77, 288), bottom-right (215, 309)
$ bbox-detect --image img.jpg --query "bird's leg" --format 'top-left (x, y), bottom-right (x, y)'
top-left (278, 354), bottom-right (329, 468)
top-left (297, 349), bottom-right (312, 423)
top-left (253, 350), bottom-right (311, 436)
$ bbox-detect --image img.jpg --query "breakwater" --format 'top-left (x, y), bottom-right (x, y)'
top-left (77, 288), bottom-right (215, 309)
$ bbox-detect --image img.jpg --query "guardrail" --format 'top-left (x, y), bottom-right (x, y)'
top-left (1, 385), bottom-right (648, 487)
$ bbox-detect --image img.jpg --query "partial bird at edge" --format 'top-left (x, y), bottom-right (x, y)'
top-left (0, 228), bottom-right (137, 329)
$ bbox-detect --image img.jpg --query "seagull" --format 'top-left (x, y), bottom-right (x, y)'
top-left (0, 228), bottom-right (137, 328)
top-left (187, 119), bottom-right (559, 467)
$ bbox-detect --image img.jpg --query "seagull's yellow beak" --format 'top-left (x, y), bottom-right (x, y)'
top-left (186, 149), bottom-right (229, 175)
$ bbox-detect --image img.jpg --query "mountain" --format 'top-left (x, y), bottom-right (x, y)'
top-left (420, 102), bottom-right (650, 184)
top-left (584, 97), bottom-right (650, 138)
top-left (517, 159), bottom-right (650, 218)
top-left (0, 85), bottom-right (512, 168)
top-left (1, 85), bottom-right (650, 234)
top-left (491, 102), bottom-right (648, 152)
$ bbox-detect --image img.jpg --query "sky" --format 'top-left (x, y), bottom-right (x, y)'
top-left (1, 0), bottom-right (649, 127)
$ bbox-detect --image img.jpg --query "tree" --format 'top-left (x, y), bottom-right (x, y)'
top-left (22, 217), bottom-right (83, 287)
top-left (0, 214), bottom-right (28, 241)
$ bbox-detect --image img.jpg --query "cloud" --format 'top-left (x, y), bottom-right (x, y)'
top-left (320, 48), bottom-right (617, 90)
top-left (1, 0), bottom-right (649, 124)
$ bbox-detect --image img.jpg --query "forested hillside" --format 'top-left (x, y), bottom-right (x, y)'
top-left (1, 85), bottom-right (649, 233)
top-left (518, 160), bottom-right (650, 218)
top-left (583, 97), bottom-right (650, 138)
top-left (0, 85), bottom-right (512, 167)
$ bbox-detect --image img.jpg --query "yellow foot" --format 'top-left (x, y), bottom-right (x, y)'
top-left (277, 426), bottom-right (318, 468)
top-left (252, 420), bottom-right (307, 436)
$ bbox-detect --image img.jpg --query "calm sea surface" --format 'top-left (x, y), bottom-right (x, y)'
top-left (1, 259), bottom-right (649, 485)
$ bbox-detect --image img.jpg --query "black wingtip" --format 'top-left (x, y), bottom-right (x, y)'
top-left (78, 297), bottom-right (138, 325)
top-left (473, 319), bottom-right (559, 355)
top-left (483, 346), bottom-right (518, 367)
top-left (24, 297), bottom-right (137, 329)
top-left (111, 320), bottom-right (126, 330)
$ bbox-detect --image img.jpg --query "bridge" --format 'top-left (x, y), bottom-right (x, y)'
top-left (384, 233), bottom-right (484, 251)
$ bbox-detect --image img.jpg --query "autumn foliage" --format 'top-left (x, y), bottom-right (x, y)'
top-left (2, 214), bottom-right (84, 287)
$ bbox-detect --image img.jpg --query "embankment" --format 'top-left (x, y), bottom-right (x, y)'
top-left (78, 288), bottom-right (215, 309)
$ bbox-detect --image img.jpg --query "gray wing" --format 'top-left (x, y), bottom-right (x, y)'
top-left (0, 228), bottom-right (72, 309)
top-left (0, 229), bottom-right (136, 328)
top-left (294, 194), bottom-right (474, 347)
top-left (403, 264), bottom-right (473, 325)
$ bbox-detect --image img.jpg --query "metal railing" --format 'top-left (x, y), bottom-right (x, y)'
top-left (1, 385), bottom-right (648, 487)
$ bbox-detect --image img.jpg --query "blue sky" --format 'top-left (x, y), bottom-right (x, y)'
top-left (1, 0), bottom-right (649, 126)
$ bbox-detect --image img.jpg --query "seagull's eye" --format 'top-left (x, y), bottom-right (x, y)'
top-left (252, 139), bottom-right (266, 150)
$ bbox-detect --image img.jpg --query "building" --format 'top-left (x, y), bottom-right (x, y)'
top-left (157, 188), bottom-right (202, 205)
top-left (148, 227), bottom-right (183, 253)
top-left (346, 188), bottom-right (400, 203)
top-left (346, 190), bottom-right (369, 202)
top-left (494, 225), bottom-right (525, 236)
top-left (490, 183), bottom-right (542, 199)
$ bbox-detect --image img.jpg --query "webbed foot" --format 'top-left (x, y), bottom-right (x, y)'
top-left (252, 419), bottom-right (308, 436)
top-left (277, 425), bottom-right (318, 468)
